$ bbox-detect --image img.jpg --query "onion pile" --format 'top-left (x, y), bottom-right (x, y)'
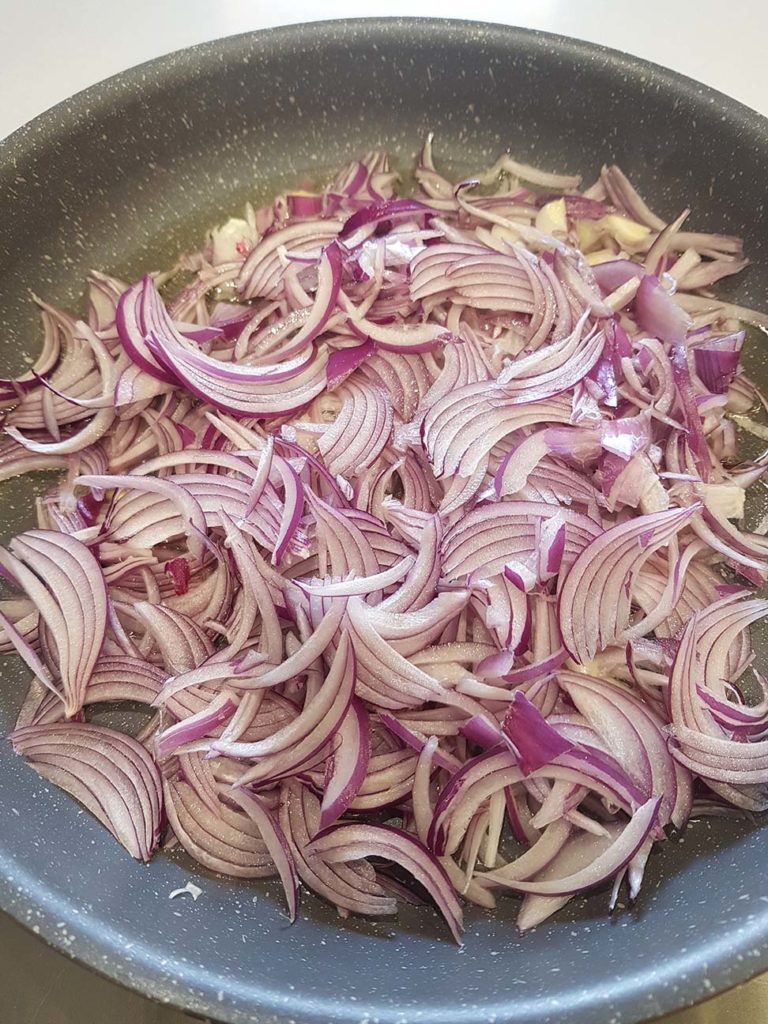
top-left (3, 139), bottom-right (768, 941)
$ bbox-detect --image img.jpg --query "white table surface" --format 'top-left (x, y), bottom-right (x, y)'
top-left (1, 0), bottom-right (767, 143)
top-left (2, 4), bottom-right (768, 1023)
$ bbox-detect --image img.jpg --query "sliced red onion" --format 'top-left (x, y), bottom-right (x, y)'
top-left (217, 631), bottom-right (355, 788)
top-left (347, 747), bottom-right (418, 811)
top-left (286, 193), bottom-right (324, 218)
top-left (349, 316), bottom-right (451, 353)
top-left (87, 656), bottom-right (166, 704)
top-left (514, 835), bottom-right (611, 930)
top-left (428, 749), bottom-right (524, 855)
top-left (340, 197), bottom-right (432, 241)
top-left (600, 166), bottom-right (665, 230)
top-left (164, 777), bottom-right (277, 877)
top-left (359, 349), bottom-right (437, 421)
top-left (147, 331), bottom-right (330, 418)
top-left (8, 353), bottom-right (102, 433)
top-left (156, 691), bottom-right (238, 760)
top-left (269, 455), bottom-right (305, 565)
top-left (364, 590), bottom-right (470, 657)
top-left (228, 789), bottom-right (298, 920)
top-left (410, 243), bottom-right (535, 314)
top-left (559, 671), bottom-right (692, 828)
top-left (558, 505), bottom-right (700, 664)
top-left (320, 698), bottom-right (370, 828)
top-left (0, 437), bottom-right (68, 483)
top-left (237, 219), bottom-right (342, 299)
top-left (185, 599), bottom-right (346, 699)
top-left (494, 426), bottom-right (602, 498)
top-left (0, 301), bottom-right (66, 398)
top-left (347, 596), bottom-right (476, 713)
top-left (307, 492), bottom-right (381, 582)
top-left (12, 722), bottom-right (162, 861)
top-left (425, 365), bottom-right (601, 482)
top-left (132, 601), bottom-right (213, 673)
top-left (430, 742), bottom-right (644, 858)
top-left (297, 556), bottom-right (414, 598)
top-left (0, 531), bottom-right (107, 717)
top-left (492, 797), bottom-right (660, 896)
top-left (77, 472), bottom-right (208, 563)
top-left (281, 781), bottom-right (396, 916)
top-left (220, 513), bottom-right (289, 661)
top-left (0, 608), bottom-right (59, 701)
top-left (0, 143), bottom-right (764, 939)
top-left (164, 555), bottom-right (191, 596)
top-left (326, 339), bottom-right (375, 390)
top-left (317, 380), bottom-right (393, 478)
top-left (693, 332), bottom-right (743, 394)
top-left (309, 823), bottom-right (464, 943)
top-left (487, 646), bottom-right (567, 684)
top-left (116, 277), bottom-right (181, 384)
top-left (442, 501), bottom-right (602, 582)
top-left (478, 818), bottom-right (572, 888)
top-left (7, 324), bottom-right (117, 455)
top-left (635, 275), bottom-right (692, 345)
top-left (501, 692), bottom-right (575, 774)
top-left (273, 240), bottom-right (343, 359)
top-left (541, 194), bottom-right (608, 219)
top-left (471, 570), bottom-right (530, 663)
top-left (669, 596), bottom-right (768, 790)
top-left (378, 712), bottom-right (461, 773)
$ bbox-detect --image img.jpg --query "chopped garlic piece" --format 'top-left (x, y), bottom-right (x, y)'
top-left (535, 198), bottom-right (567, 235)
top-left (600, 214), bottom-right (651, 247)
top-left (585, 248), bottom-right (620, 266)
top-left (576, 220), bottom-right (603, 252)
top-left (699, 483), bottom-right (746, 521)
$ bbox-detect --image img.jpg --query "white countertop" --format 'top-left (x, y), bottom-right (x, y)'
top-left (1, 0), bottom-right (767, 142)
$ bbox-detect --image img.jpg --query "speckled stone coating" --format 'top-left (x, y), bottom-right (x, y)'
top-left (1, 17), bottom-right (768, 1024)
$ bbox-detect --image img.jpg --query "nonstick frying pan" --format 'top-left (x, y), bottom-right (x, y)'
top-left (1, 17), bottom-right (768, 1024)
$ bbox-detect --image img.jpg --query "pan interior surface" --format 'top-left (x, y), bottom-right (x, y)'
top-left (1, 18), bottom-right (768, 1024)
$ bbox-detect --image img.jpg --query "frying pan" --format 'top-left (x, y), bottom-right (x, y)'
top-left (1, 17), bottom-right (768, 1024)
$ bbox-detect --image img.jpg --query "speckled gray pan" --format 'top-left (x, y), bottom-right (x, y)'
top-left (1, 17), bottom-right (768, 1024)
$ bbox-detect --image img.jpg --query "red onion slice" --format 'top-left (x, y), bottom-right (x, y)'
top-left (317, 380), bottom-right (394, 478)
top-left (237, 219), bottom-right (343, 299)
top-left (669, 596), bottom-right (768, 790)
top-left (558, 505), bottom-right (700, 663)
top-left (12, 722), bottom-right (162, 861)
top-left (218, 631), bottom-right (356, 788)
top-left (559, 671), bottom-right (692, 828)
top-left (309, 823), bottom-right (464, 943)
top-left (320, 698), bottom-right (371, 828)
top-left (164, 777), bottom-right (277, 878)
top-left (442, 501), bottom-right (602, 582)
top-left (116, 277), bottom-right (183, 384)
top-left (0, 531), bottom-right (107, 717)
top-left (7, 324), bottom-right (117, 455)
top-left (502, 692), bottom-right (575, 774)
top-left (493, 798), bottom-right (660, 896)
top-left (228, 789), bottom-right (299, 920)
top-left (281, 781), bottom-right (396, 916)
